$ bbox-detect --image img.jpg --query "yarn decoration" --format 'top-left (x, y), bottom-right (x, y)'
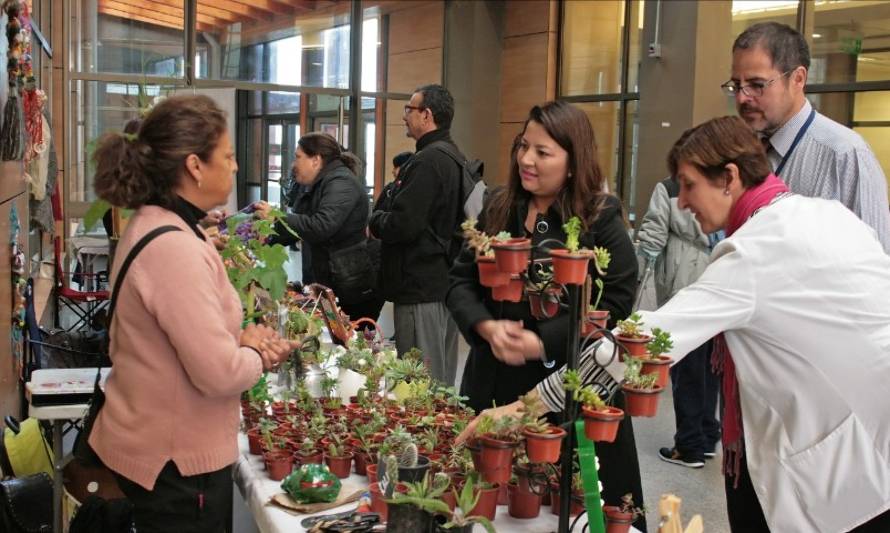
top-left (1, 0), bottom-right (35, 161)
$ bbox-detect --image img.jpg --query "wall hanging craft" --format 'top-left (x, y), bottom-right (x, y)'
top-left (1, 0), bottom-right (34, 161)
top-left (10, 203), bottom-right (26, 374)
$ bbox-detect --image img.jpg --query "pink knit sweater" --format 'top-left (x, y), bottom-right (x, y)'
top-left (90, 206), bottom-right (262, 490)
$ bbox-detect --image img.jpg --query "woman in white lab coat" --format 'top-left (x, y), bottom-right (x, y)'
top-left (460, 116), bottom-right (890, 533)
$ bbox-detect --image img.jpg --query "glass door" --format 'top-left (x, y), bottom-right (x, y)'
top-left (264, 119), bottom-right (300, 207)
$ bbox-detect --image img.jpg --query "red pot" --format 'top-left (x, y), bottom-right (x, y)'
top-left (604, 506), bottom-right (635, 533)
top-left (622, 384), bottom-right (664, 417)
top-left (522, 426), bottom-right (566, 464)
top-left (246, 429), bottom-right (263, 455)
top-left (369, 482), bottom-right (389, 521)
top-left (354, 453), bottom-right (371, 476)
top-left (508, 482), bottom-right (542, 519)
top-left (490, 276), bottom-right (523, 302)
top-left (616, 335), bottom-right (652, 358)
top-left (528, 287), bottom-right (561, 319)
top-left (550, 249), bottom-right (592, 285)
top-left (294, 450), bottom-right (323, 466)
top-left (581, 309), bottom-right (610, 339)
top-left (477, 256), bottom-right (511, 288)
top-left (581, 405), bottom-right (624, 443)
top-left (470, 483), bottom-right (500, 521)
top-left (549, 482), bottom-right (585, 516)
top-left (441, 489), bottom-right (457, 512)
top-left (324, 453), bottom-right (354, 478)
top-left (263, 451), bottom-right (294, 481)
top-left (491, 238), bottom-right (532, 274)
top-left (478, 436), bottom-right (518, 485)
top-left (366, 463), bottom-right (378, 484)
top-left (641, 355), bottom-right (673, 388)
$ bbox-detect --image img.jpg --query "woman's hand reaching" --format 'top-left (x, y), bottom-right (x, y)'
top-left (455, 400), bottom-right (524, 444)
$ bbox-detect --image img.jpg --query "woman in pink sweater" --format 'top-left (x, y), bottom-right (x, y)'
top-left (89, 95), bottom-right (292, 532)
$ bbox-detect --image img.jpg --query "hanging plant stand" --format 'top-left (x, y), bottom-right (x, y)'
top-left (528, 285), bottom-right (562, 319)
top-left (477, 255), bottom-right (511, 288)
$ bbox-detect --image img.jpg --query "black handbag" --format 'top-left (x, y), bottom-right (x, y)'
top-left (328, 238), bottom-right (379, 305)
top-left (73, 225), bottom-right (181, 467)
top-left (0, 472), bottom-right (52, 533)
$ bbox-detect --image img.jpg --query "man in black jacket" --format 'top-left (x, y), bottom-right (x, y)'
top-left (370, 84), bottom-right (463, 386)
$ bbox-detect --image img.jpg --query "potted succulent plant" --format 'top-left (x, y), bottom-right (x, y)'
top-left (518, 393), bottom-right (566, 464)
top-left (262, 431), bottom-right (294, 481)
top-left (385, 471), bottom-right (451, 533)
top-left (475, 413), bottom-right (521, 485)
top-left (621, 358), bottom-right (664, 417)
top-left (294, 437), bottom-right (323, 466)
top-left (526, 267), bottom-right (562, 319)
top-left (615, 312), bottom-right (652, 358)
top-left (603, 493), bottom-right (646, 533)
top-left (549, 469), bottom-right (586, 516)
top-left (461, 219), bottom-right (511, 288)
top-left (490, 230), bottom-right (532, 275)
top-left (582, 246), bottom-right (612, 338)
top-left (639, 327), bottom-right (674, 388)
top-left (323, 434), bottom-right (354, 479)
top-left (490, 275), bottom-right (524, 302)
top-left (439, 476), bottom-right (497, 532)
top-left (550, 216), bottom-right (595, 285)
top-left (563, 369), bottom-right (624, 443)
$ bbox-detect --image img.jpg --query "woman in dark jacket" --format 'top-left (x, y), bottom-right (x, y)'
top-left (445, 101), bottom-right (645, 530)
top-left (256, 132), bottom-right (382, 322)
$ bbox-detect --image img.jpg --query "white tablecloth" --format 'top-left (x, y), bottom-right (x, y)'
top-left (233, 432), bottom-right (643, 533)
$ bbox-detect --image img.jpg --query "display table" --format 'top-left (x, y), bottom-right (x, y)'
top-left (234, 432), bottom-right (640, 533)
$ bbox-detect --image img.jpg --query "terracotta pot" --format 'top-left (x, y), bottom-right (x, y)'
top-left (477, 256), bottom-right (511, 288)
top-left (641, 354), bottom-right (673, 388)
top-left (366, 463), bottom-right (378, 484)
top-left (478, 436), bottom-right (518, 485)
top-left (622, 384), bottom-right (664, 417)
top-left (246, 429), bottom-right (263, 455)
top-left (550, 249), bottom-right (592, 285)
top-left (604, 506), bottom-right (635, 533)
top-left (490, 276), bottom-right (523, 302)
top-left (581, 405), bottom-right (624, 443)
top-left (549, 481), bottom-right (585, 516)
top-left (263, 450), bottom-right (294, 481)
top-left (507, 482), bottom-right (542, 519)
top-left (470, 483), bottom-right (500, 521)
top-left (369, 482), bottom-right (389, 521)
top-left (441, 489), bottom-right (457, 512)
top-left (522, 426), bottom-right (566, 464)
top-left (491, 238), bottom-right (532, 274)
top-left (294, 450), bottom-right (323, 466)
top-left (324, 452), bottom-right (354, 478)
top-left (616, 334), bottom-right (652, 358)
top-left (354, 453), bottom-right (371, 476)
top-left (581, 309), bottom-right (610, 339)
top-left (466, 438), bottom-right (483, 472)
top-left (528, 287), bottom-right (562, 319)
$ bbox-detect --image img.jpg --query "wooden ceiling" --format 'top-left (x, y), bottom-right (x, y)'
top-left (96, 0), bottom-right (331, 33)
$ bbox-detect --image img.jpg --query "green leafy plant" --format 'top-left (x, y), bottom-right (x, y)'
top-left (591, 245), bottom-right (611, 311)
top-left (461, 218), bottom-right (496, 258)
top-left (617, 492), bottom-right (646, 520)
top-left (563, 216), bottom-right (583, 253)
top-left (517, 393), bottom-right (551, 433)
top-left (563, 369), bottom-right (607, 411)
top-left (616, 312), bottom-right (645, 338)
top-left (327, 434), bottom-right (347, 458)
top-left (646, 327), bottom-right (673, 357)
top-left (623, 358), bottom-right (658, 389)
top-left (475, 411), bottom-right (521, 442)
top-left (442, 476), bottom-right (497, 532)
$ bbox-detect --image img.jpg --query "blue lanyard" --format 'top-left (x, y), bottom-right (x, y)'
top-left (774, 107), bottom-right (816, 176)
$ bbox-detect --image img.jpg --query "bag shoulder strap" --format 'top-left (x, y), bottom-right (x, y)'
top-left (108, 225), bottom-right (182, 323)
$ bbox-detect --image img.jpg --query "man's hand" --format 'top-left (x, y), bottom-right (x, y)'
top-left (253, 201), bottom-right (272, 220)
top-left (201, 209), bottom-right (227, 229)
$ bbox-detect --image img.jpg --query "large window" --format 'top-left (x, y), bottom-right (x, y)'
top-left (559, 0), bottom-right (643, 216)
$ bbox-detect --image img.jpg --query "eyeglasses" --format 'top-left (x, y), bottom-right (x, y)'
top-left (403, 105), bottom-right (426, 115)
top-left (721, 70), bottom-right (794, 98)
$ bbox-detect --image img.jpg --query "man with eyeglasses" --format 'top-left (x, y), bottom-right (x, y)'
top-left (370, 84), bottom-right (465, 386)
top-left (726, 22), bottom-right (890, 254)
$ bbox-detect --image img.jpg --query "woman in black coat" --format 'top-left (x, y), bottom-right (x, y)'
top-left (445, 101), bottom-right (645, 530)
top-left (256, 132), bottom-right (382, 322)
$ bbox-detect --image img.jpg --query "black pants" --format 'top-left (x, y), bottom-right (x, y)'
top-left (726, 455), bottom-right (890, 532)
top-left (670, 339), bottom-right (721, 459)
top-left (115, 461), bottom-right (233, 533)
top-left (595, 390), bottom-right (647, 532)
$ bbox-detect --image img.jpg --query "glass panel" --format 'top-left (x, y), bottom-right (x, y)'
top-left (561, 0), bottom-right (625, 96)
top-left (627, 1), bottom-right (645, 93)
top-left (384, 99), bottom-right (414, 185)
top-left (811, 1), bottom-right (890, 85)
top-left (809, 90), bottom-right (890, 201)
top-left (70, 80), bottom-right (179, 203)
top-left (246, 90), bottom-right (263, 115)
top-left (622, 100), bottom-right (640, 223)
top-left (575, 101), bottom-right (622, 192)
top-left (356, 97), bottom-right (380, 196)
top-left (308, 94), bottom-right (348, 145)
top-left (730, 1), bottom-right (799, 49)
top-left (196, 0), bottom-right (351, 88)
top-left (244, 118), bottom-right (264, 188)
top-left (79, 0), bottom-right (185, 76)
top-left (267, 92), bottom-right (300, 115)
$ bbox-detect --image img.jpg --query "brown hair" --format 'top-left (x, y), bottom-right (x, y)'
top-left (93, 95), bottom-right (228, 209)
top-left (667, 116), bottom-right (772, 189)
top-left (297, 132), bottom-right (362, 176)
top-left (484, 101), bottom-right (609, 234)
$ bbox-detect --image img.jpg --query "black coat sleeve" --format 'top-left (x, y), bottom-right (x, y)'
top-left (369, 157), bottom-right (442, 244)
top-left (537, 197), bottom-right (637, 363)
top-left (273, 176), bottom-right (360, 246)
top-left (445, 236), bottom-right (495, 344)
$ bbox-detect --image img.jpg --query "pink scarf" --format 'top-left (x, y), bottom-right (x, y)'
top-left (712, 173), bottom-right (789, 486)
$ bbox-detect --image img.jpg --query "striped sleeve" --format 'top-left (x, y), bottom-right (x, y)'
top-left (536, 339), bottom-right (625, 413)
